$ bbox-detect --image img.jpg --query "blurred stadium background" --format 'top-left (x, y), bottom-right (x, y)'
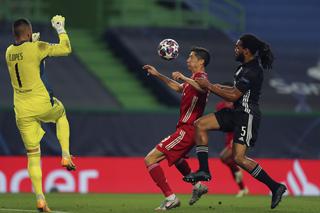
top-left (1, 0), bottom-right (320, 211)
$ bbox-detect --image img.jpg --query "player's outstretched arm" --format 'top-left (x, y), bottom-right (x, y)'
top-left (196, 78), bottom-right (242, 102)
top-left (50, 15), bottom-right (71, 56)
top-left (37, 15), bottom-right (72, 59)
top-left (142, 65), bottom-right (183, 93)
top-left (172, 71), bottom-right (205, 93)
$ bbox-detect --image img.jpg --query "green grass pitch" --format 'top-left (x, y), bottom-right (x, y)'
top-left (1, 193), bottom-right (320, 213)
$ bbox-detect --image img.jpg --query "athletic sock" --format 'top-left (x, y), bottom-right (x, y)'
top-left (234, 171), bottom-right (245, 190)
top-left (236, 177), bottom-right (245, 190)
top-left (56, 114), bottom-right (70, 156)
top-left (147, 163), bottom-right (173, 197)
top-left (224, 157), bottom-right (245, 190)
top-left (175, 158), bottom-right (191, 176)
top-left (27, 152), bottom-right (44, 198)
top-left (250, 164), bottom-right (279, 192)
top-left (196, 145), bottom-right (209, 173)
top-left (225, 157), bottom-right (240, 173)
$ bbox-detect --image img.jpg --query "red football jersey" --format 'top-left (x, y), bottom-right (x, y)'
top-left (215, 101), bottom-right (234, 111)
top-left (177, 72), bottom-right (209, 128)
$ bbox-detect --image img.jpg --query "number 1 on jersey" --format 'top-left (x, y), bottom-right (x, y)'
top-left (15, 63), bottom-right (22, 88)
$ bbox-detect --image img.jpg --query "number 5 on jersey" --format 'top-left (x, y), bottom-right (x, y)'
top-left (241, 126), bottom-right (246, 136)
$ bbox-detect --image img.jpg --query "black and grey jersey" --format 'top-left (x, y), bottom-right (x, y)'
top-left (234, 58), bottom-right (263, 116)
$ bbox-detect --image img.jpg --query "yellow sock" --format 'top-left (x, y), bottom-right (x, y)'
top-left (27, 152), bottom-right (44, 199)
top-left (56, 114), bottom-right (70, 157)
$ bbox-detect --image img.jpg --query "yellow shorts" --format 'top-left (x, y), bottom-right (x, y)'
top-left (16, 97), bottom-right (66, 150)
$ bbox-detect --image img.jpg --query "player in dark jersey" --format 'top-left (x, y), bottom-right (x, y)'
top-left (143, 47), bottom-right (210, 210)
top-left (216, 100), bottom-right (248, 197)
top-left (183, 34), bottom-right (287, 209)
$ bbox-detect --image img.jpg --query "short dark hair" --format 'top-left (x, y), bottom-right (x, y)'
top-left (240, 34), bottom-right (274, 70)
top-left (13, 18), bottom-right (32, 37)
top-left (191, 47), bottom-right (211, 67)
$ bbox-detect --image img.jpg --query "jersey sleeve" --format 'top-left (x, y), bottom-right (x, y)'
top-left (194, 72), bottom-right (208, 80)
top-left (235, 69), bottom-right (256, 93)
top-left (37, 34), bottom-right (72, 60)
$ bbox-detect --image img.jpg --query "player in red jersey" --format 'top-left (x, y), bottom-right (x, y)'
top-left (216, 100), bottom-right (249, 197)
top-left (143, 47), bottom-right (210, 210)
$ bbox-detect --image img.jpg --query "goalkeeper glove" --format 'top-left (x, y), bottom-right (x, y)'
top-left (51, 15), bottom-right (66, 34)
top-left (32, 32), bottom-right (40, 42)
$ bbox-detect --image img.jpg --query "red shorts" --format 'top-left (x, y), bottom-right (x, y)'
top-left (156, 125), bottom-right (195, 166)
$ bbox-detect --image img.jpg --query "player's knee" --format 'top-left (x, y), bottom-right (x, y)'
top-left (144, 156), bottom-right (149, 166)
top-left (194, 119), bottom-right (201, 129)
top-left (57, 110), bottom-right (67, 121)
top-left (61, 108), bottom-right (66, 117)
top-left (144, 155), bottom-right (155, 166)
top-left (194, 119), bottom-right (205, 131)
top-left (220, 154), bottom-right (227, 164)
top-left (233, 154), bottom-right (245, 166)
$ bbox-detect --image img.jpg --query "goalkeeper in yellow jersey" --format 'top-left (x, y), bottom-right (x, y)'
top-left (5, 15), bottom-right (75, 212)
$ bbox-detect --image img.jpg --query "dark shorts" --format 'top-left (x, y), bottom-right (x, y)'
top-left (215, 108), bottom-right (260, 147)
top-left (156, 125), bottom-right (195, 166)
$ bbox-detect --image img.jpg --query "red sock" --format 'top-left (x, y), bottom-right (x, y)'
top-left (223, 157), bottom-right (245, 190)
top-left (237, 179), bottom-right (245, 190)
top-left (175, 158), bottom-right (191, 176)
top-left (224, 157), bottom-right (239, 173)
top-left (147, 163), bottom-right (173, 197)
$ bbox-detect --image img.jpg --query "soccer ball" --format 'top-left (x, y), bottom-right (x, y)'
top-left (157, 39), bottom-right (179, 60)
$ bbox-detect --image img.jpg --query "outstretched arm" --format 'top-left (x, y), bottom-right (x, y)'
top-left (142, 65), bottom-right (183, 93)
top-left (196, 78), bottom-right (242, 102)
top-left (172, 71), bottom-right (205, 93)
top-left (38, 15), bottom-right (72, 59)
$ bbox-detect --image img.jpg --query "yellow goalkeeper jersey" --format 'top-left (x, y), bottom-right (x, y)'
top-left (5, 33), bottom-right (71, 118)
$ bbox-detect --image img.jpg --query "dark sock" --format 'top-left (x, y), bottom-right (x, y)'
top-left (175, 158), bottom-right (191, 176)
top-left (196, 145), bottom-right (209, 173)
top-left (250, 164), bottom-right (279, 192)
